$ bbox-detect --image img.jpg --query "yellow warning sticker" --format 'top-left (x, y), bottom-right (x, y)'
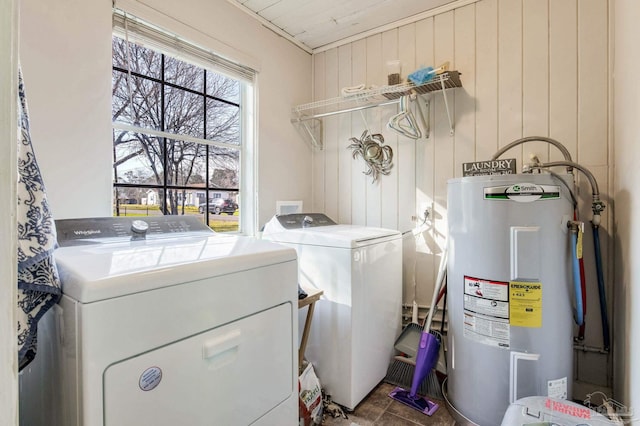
top-left (509, 281), bottom-right (542, 328)
top-left (577, 228), bottom-right (583, 259)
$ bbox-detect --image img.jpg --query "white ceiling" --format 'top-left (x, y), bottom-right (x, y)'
top-left (228, 0), bottom-right (459, 52)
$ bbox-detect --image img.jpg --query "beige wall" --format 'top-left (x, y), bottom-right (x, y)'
top-left (20, 0), bottom-right (114, 219)
top-left (0, 0), bottom-right (18, 423)
top-left (311, 0), bottom-right (614, 392)
top-left (19, 0), bottom-right (313, 229)
top-left (613, 0), bottom-right (640, 413)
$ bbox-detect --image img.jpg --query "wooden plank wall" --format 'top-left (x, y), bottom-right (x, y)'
top-left (311, 0), bottom-right (611, 389)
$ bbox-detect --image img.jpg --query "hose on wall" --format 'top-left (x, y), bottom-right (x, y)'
top-left (570, 227), bottom-right (584, 327)
top-left (592, 225), bottom-right (611, 351)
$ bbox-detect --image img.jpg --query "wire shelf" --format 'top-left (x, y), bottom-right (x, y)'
top-left (291, 71), bottom-right (462, 121)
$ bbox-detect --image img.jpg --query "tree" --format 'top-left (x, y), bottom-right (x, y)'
top-left (111, 36), bottom-right (241, 215)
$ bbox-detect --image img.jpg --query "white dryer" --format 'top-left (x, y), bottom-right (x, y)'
top-left (262, 213), bottom-right (402, 410)
top-left (19, 216), bottom-right (298, 426)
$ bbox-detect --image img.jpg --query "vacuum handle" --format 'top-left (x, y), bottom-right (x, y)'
top-left (425, 247), bottom-right (448, 331)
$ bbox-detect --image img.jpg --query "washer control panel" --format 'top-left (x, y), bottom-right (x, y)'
top-left (275, 213), bottom-right (337, 229)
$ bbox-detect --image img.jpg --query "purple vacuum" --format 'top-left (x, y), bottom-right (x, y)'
top-left (388, 330), bottom-right (440, 415)
top-left (389, 249), bottom-right (447, 415)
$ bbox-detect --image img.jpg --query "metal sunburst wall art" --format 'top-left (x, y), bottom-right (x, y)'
top-left (348, 130), bottom-right (394, 183)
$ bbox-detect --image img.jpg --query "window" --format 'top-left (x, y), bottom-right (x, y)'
top-left (111, 13), bottom-right (254, 233)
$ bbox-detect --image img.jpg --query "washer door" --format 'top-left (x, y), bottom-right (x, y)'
top-left (103, 303), bottom-right (293, 425)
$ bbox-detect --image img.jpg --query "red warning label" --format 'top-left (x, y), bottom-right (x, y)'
top-left (462, 276), bottom-right (511, 348)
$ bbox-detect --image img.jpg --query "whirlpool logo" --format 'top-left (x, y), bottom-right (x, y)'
top-left (73, 229), bottom-right (101, 236)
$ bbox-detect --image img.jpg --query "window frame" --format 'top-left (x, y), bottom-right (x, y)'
top-left (111, 10), bottom-right (257, 235)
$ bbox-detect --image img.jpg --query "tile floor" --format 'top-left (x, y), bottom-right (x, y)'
top-left (320, 382), bottom-right (455, 426)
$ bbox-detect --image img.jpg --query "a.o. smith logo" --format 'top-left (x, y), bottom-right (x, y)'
top-left (484, 183), bottom-right (561, 203)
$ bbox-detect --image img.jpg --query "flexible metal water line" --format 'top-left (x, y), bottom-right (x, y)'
top-left (525, 161), bottom-right (603, 224)
top-left (491, 136), bottom-right (574, 168)
top-left (528, 161), bottom-right (598, 195)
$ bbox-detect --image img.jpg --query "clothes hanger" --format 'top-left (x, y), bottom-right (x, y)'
top-left (415, 93), bottom-right (430, 139)
top-left (387, 95), bottom-right (422, 139)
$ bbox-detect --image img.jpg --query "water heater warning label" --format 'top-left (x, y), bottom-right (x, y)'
top-left (547, 377), bottom-right (568, 399)
top-left (463, 276), bottom-right (510, 348)
top-left (510, 281), bottom-right (543, 328)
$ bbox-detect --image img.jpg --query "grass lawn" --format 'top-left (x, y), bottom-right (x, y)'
top-left (113, 204), bottom-right (239, 232)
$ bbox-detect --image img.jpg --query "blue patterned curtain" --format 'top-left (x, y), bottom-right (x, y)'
top-left (16, 69), bottom-right (62, 371)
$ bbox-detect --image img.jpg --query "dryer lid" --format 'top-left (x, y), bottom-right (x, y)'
top-left (54, 218), bottom-right (296, 303)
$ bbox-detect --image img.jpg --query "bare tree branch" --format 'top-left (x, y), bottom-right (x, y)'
top-left (112, 36), bottom-right (241, 214)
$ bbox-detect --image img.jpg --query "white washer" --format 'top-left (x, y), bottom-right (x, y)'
top-left (19, 216), bottom-right (298, 426)
top-left (262, 213), bottom-right (402, 410)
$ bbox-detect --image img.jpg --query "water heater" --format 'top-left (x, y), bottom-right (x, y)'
top-left (446, 174), bottom-right (575, 425)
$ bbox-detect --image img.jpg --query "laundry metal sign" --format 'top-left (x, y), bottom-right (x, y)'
top-left (462, 158), bottom-right (516, 176)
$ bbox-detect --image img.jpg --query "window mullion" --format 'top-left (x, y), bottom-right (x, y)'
top-left (113, 65), bottom-right (239, 108)
top-left (203, 68), bottom-right (210, 222)
top-left (161, 53), bottom-right (168, 215)
top-left (112, 122), bottom-right (238, 150)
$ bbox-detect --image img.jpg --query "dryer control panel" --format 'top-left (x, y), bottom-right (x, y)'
top-left (55, 216), bottom-right (213, 246)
